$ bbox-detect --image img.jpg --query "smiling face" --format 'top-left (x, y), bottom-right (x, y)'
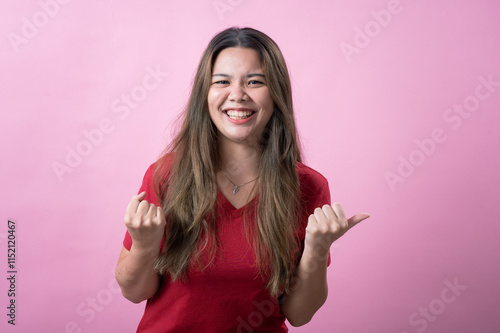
top-left (208, 47), bottom-right (274, 147)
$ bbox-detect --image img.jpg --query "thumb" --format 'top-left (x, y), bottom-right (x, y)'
top-left (157, 206), bottom-right (166, 225)
top-left (347, 213), bottom-right (370, 229)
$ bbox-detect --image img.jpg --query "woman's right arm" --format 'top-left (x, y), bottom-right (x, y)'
top-left (115, 191), bottom-right (166, 303)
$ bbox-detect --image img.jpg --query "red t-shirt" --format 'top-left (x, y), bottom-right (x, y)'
top-left (123, 160), bottom-right (331, 332)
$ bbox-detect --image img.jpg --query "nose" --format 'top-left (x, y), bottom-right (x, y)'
top-left (229, 83), bottom-right (247, 102)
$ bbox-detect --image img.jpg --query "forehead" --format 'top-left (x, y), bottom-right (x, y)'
top-left (212, 47), bottom-right (263, 73)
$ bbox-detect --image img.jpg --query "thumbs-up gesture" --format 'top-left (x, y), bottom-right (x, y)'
top-left (124, 191), bottom-right (166, 251)
top-left (305, 202), bottom-right (370, 253)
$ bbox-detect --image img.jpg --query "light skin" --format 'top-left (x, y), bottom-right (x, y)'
top-left (208, 47), bottom-right (274, 208)
top-left (115, 46), bottom-right (371, 326)
top-left (115, 191), bottom-right (164, 303)
top-left (280, 204), bottom-right (370, 326)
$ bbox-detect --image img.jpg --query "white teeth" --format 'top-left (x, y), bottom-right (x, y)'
top-left (225, 110), bottom-right (253, 120)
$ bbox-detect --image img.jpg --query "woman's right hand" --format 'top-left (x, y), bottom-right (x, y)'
top-left (124, 191), bottom-right (166, 251)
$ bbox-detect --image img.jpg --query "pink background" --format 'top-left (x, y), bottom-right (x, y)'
top-left (1, 0), bottom-right (499, 332)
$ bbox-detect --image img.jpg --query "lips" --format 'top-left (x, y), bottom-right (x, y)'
top-left (223, 108), bottom-right (256, 120)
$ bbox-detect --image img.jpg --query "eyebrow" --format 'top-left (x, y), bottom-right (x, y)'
top-left (212, 73), bottom-right (266, 78)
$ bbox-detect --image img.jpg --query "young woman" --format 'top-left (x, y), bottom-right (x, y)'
top-left (115, 27), bottom-right (370, 332)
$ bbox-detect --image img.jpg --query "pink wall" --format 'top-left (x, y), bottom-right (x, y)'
top-left (1, 1), bottom-right (499, 332)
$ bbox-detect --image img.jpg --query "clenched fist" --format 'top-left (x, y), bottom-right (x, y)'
top-left (305, 202), bottom-right (370, 254)
top-left (124, 191), bottom-right (166, 251)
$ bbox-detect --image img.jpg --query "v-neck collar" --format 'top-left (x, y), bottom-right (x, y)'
top-left (217, 187), bottom-right (259, 217)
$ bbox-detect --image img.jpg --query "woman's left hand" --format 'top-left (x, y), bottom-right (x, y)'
top-left (304, 203), bottom-right (370, 253)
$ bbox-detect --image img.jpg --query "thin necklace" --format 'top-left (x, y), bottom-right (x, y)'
top-left (222, 172), bottom-right (258, 195)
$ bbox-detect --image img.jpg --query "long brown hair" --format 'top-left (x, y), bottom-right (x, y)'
top-left (152, 27), bottom-right (302, 297)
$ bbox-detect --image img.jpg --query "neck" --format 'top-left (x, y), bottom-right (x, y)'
top-left (218, 137), bottom-right (261, 182)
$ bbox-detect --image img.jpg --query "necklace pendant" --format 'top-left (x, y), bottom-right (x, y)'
top-left (232, 185), bottom-right (239, 195)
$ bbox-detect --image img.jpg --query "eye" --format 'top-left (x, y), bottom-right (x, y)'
top-left (248, 80), bottom-right (264, 85)
top-left (212, 80), bottom-right (230, 85)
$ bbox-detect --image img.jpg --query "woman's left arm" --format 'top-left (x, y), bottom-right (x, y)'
top-left (280, 203), bottom-right (370, 327)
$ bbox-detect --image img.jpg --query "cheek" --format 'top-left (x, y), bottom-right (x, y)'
top-left (257, 90), bottom-right (274, 112)
top-left (208, 89), bottom-right (227, 108)
top-left (260, 97), bottom-right (275, 119)
top-left (262, 97), bottom-right (275, 126)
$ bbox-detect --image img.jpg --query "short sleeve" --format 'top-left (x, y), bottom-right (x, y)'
top-left (122, 163), bottom-right (159, 251)
top-left (297, 163), bottom-right (332, 267)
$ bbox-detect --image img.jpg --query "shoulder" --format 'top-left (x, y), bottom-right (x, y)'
top-left (147, 152), bottom-right (176, 179)
top-left (296, 161), bottom-right (329, 192)
top-left (296, 161), bottom-right (331, 215)
top-left (139, 153), bottom-right (176, 204)
top-left (294, 162), bottom-right (331, 239)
